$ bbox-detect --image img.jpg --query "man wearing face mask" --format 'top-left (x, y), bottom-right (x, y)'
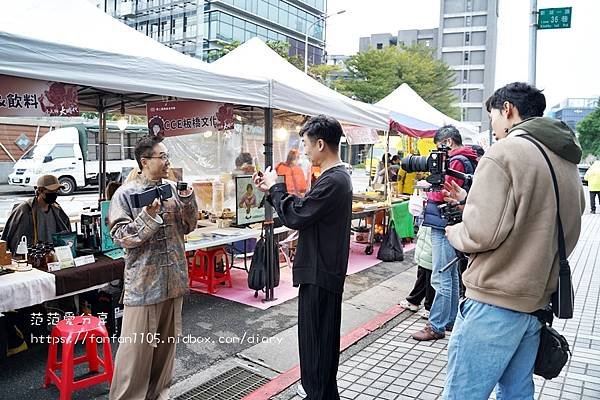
top-left (1, 174), bottom-right (71, 253)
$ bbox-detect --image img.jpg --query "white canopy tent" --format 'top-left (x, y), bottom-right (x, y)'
top-left (0, 0), bottom-right (271, 111)
top-left (376, 83), bottom-right (483, 144)
top-left (213, 38), bottom-right (390, 132)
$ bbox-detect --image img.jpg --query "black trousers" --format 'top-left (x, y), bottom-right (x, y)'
top-left (298, 284), bottom-right (342, 400)
top-left (405, 266), bottom-right (436, 310)
top-left (590, 191), bottom-right (600, 212)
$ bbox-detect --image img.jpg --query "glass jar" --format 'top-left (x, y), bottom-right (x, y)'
top-left (44, 244), bottom-right (58, 266)
top-left (32, 251), bottom-right (45, 271)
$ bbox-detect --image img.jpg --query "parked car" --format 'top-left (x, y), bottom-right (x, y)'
top-left (578, 164), bottom-right (590, 186)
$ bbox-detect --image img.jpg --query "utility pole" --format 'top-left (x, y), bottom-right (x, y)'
top-left (529, 0), bottom-right (538, 85)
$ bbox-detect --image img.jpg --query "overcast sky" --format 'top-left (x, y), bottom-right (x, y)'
top-left (326, 0), bottom-right (600, 108)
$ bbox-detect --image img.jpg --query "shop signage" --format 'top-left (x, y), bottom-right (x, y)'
top-left (0, 75), bottom-right (79, 117)
top-left (342, 125), bottom-right (380, 145)
top-left (146, 100), bottom-right (235, 137)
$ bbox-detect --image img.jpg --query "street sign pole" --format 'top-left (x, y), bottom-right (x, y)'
top-left (529, 0), bottom-right (538, 86)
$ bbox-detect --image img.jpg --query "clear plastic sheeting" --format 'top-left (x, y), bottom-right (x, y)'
top-left (162, 110), bottom-right (310, 213)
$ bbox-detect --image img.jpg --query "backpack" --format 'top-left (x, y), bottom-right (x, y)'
top-left (247, 236), bottom-right (280, 298)
top-left (449, 154), bottom-right (477, 192)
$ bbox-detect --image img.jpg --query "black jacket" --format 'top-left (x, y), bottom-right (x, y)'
top-left (268, 165), bottom-right (352, 293)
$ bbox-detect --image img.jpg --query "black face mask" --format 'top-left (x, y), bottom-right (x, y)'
top-left (43, 192), bottom-right (58, 205)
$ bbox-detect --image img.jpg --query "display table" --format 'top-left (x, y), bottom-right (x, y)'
top-left (185, 225), bottom-right (290, 251)
top-left (351, 206), bottom-right (390, 255)
top-left (51, 256), bottom-right (124, 296)
top-left (0, 224), bottom-right (290, 312)
top-left (0, 268), bottom-right (55, 312)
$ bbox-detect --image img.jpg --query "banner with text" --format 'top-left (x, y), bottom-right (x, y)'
top-left (0, 75), bottom-right (79, 117)
top-left (146, 100), bottom-right (235, 137)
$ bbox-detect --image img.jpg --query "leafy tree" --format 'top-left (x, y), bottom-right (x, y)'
top-left (335, 44), bottom-right (460, 118)
top-left (577, 102), bottom-right (600, 157)
top-left (308, 63), bottom-right (341, 85)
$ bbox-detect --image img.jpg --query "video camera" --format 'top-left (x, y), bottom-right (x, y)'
top-left (401, 145), bottom-right (472, 191)
top-left (130, 183), bottom-right (173, 208)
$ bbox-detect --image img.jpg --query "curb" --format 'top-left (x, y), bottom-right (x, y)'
top-left (242, 304), bottom-right (405, 400)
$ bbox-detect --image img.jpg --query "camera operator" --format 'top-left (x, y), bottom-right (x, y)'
top-left (441, 82), bottom-right (585, 399)
top-left (411, 125), bottom-right (478, 341)
top-left (108, 135), bottom-right (198, 400)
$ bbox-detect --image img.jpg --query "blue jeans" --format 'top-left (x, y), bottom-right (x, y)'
top-left (443, 299), bottom-right (542, 400)
top-left (428, 227), bottom-right (459, 334)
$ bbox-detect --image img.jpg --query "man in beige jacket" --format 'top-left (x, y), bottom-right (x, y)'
top-left (441, 82), bottom-right (585, 399)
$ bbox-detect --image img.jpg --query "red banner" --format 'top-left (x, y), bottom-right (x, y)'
top-left (146, 100), bottom-right (235, 137)
top-left (0, 75), bottom-right (79, 117)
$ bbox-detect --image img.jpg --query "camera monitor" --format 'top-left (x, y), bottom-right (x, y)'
top-left (235, 175), bottom-right (286, 227)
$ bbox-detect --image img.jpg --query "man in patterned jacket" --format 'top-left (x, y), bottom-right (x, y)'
top-left (108, 134), bottom-right (197, 400)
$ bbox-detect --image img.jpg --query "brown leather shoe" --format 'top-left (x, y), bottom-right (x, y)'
top-left (412, 325), bottom-right (445, 341)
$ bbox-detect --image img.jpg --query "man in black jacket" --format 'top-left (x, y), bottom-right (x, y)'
top-left (253, 115), bottom-right (352, 400)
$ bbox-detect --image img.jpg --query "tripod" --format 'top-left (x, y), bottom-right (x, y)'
top-left (439, 250), bottom-right (469, 274)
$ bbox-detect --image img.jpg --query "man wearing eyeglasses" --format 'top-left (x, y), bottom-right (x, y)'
top-left (108, 134), bottom-right (198, 400)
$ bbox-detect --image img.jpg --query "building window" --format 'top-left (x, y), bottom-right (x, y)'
top-left (376, 43), bottom-right (383, 49)
top-left (464, 52), bottom-right (470, 62)
top-left (465, 32), bottom-right (470, 44)
top-left (466, 16), bottom-right (472, 26)
top-left (424, 40), bottom-right (431, 47)
top-left (463, 70), bottom-right (468, 82)
top-left (466, 0), bottom-right (472, 12)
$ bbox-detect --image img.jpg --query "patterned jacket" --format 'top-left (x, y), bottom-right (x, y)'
top-left (108, 175), bottom-right (198, 306)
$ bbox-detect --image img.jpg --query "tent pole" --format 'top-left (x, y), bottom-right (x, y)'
top-left (263, 107), bottom-right (276, 302)
top-left (98, 97), bottom-right (107, 203)
top-left (384, 130), bottom-right (389, 198)
top-left (368, 144), bottom-right (374, 187)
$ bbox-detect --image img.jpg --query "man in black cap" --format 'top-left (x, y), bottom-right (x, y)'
top-left (1, 174), bottom-right (71, 253)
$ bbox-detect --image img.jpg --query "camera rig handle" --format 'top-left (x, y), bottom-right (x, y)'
top-left (445, 168), bottom-right (473, 189)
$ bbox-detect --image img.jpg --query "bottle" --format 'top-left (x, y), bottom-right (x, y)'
top-left (212, 178), bottom-right (224, 215)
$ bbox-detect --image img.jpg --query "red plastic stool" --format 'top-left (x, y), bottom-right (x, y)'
top-left (188, 247), bottom-right (232, 294)
top-left (44, 315), bottom-right (113, 400)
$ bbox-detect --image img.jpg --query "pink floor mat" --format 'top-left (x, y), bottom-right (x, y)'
top-left (190, 242), bottom-right (415, 309)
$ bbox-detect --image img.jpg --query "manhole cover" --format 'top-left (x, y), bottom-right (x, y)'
top-left (174, 366), bottom-right (269, 400)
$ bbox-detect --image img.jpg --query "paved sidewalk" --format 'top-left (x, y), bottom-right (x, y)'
top-left (287, 213), bottom-right (600, 400)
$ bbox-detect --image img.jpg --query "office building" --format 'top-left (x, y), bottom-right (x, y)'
top-left (437, 0), bottom-right (498, 130)
top-left (359, 29), bottom-right (438, 53)
top-left (97, 0), bottom-right (327, 63)
top-left (550, 97), bottom-right (599, 133)
top-left (358, 0), bottom-right (498, 131)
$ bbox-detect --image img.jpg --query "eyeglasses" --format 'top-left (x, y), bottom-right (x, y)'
top-left (144, 154), bottom-right (170, 161)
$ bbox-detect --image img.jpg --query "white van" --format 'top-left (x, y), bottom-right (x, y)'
top-left (8, 123), bottom-right (145, 195)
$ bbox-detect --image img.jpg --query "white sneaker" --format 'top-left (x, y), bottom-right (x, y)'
top-left (418, 309), bottom-right (430, 319)
top-left (297, 382), bottom-right (307, 398)
top-left (400, 300), bottom-right (420, 312)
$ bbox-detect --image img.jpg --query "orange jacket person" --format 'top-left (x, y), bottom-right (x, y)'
top-left (276, 149), bottom-right (308, 196)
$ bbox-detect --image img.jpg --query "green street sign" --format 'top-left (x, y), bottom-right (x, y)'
top-left (538, 7), bottom-right (572, 30)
